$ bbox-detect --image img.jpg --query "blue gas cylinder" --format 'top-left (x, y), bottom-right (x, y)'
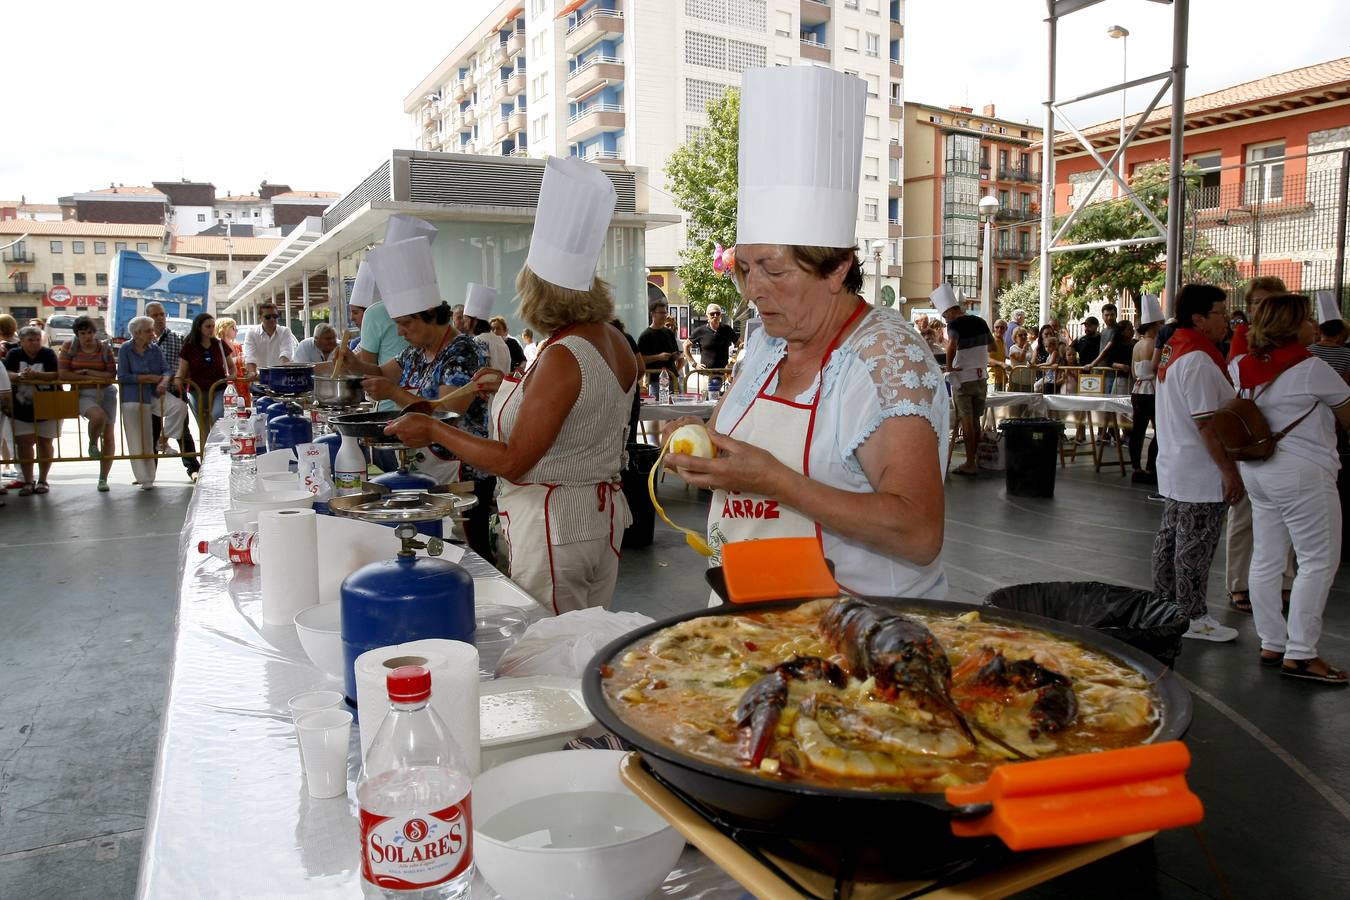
top-left (340, 524), bottom-right (475, 705)
top-left (313, 432), bottom-right (343, 472)
top-left (254, 396), bottom-right (277, 417)
top-left (370, 468), bottom-right (442, 536)
top-left (267, 403), bottom-right (313, 453)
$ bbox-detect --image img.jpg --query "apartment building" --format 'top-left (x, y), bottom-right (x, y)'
top-left (62, 181), bottom-right (336, 237)
top-left (404, 0), bottom-right (906, 307)
top-left (0, 221), bottom-right (166, 321)
top-left (1050, 56), bottom-right (1350, 301)
top-left (0, 198), bottom-right (64, 222)
top-left (902, 101), bottom-right (1043, 309)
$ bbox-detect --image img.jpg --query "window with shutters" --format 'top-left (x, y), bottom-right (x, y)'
top-left (864, 115), bottom-right (879, 139)
top-left (774, 9), bottom-right (792, 37)
top-left (864, 73), bottom-right (879, 97)
top-left (844, 27), bottom-right (859, 52)
top-left (864, 199), bottom-right (879, 222)
top-left (864, 156), bottom-right (879, 182)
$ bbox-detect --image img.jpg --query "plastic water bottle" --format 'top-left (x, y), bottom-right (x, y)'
top-left (335, 432), bottom-right (367, 495)
top-left (198, 531), bottom-right (260, 565)
top-left (358, 665), bottom-right (474, 900)
top-left (229, 413), bottom-right (258, 496)
top-left (223, 381), bottom-right (239, 413)
top-left (658, 369), bottom-right (671, 405)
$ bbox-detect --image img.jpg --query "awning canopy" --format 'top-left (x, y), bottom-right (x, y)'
top-left (224, 216), bottom-right (324, 308)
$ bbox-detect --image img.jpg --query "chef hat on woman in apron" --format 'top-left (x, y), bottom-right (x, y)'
top-left (518, 155), bottom-right (619, 334)
top-left (465, 282), bottom-right (498, 320)
top-left (385, 213), bottom-right (438, 246)
top-left (348, 260), bottom-right (379, 309)
top-left (1140, 293), bottom-right (1164, 325)
top-left (367, 236), bottom-right (442, 319)
top-left (737, 66), bottom-right (866, 256)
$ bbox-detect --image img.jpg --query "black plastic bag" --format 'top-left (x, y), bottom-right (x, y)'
top-left (621, 443), bottom-right (662, 549)
top-left (983, 581), bottom-right (1187, 667)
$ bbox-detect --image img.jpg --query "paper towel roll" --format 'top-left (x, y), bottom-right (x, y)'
top-left (259, 508), bottom-right (319, 626)
top-left (355, 640), bottom-right (481, 774)
top-left (315, 515), bottom-right (402, 605)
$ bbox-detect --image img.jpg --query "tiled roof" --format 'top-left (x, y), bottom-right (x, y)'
top-left (0, 220), bottom-right (165, 237)
top-left (0, 201), bottom-right (62, 212)
top-left (170, 235), bottom-right (283, 257)
top-left (269, 190), bottom-right (339, 200)
top-left (1055, 56), bottom-right (1350, 149)
top-left (86, 185), bottom-right (166, 197)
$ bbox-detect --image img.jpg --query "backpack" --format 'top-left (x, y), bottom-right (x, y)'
top-left (1212, 368), bottom-right (1316, 462)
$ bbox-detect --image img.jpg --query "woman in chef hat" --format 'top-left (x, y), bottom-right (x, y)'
top-left (385, 157), bottom-right (639, 613)
top-left (336, 215), bottom-right (499, 562)
top-left (665, 66), bottom-right (950, 600)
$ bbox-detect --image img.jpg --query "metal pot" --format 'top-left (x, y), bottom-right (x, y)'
top-left (312, 375), bottom-right (366, 408)
top-left (582, 594), bottom-right (1192, 873)
top-left (329, 408), bottom-right (458, 444)
top-left (267, 363), bottom-right (315, 395)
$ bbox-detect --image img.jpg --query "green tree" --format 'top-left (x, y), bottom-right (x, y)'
top-left (1053, 162), bottom-right (1235, 315)
top-left (664, 89), bottom-right (742, 317)
top-left (996, 265), bottom-right (1068, 330)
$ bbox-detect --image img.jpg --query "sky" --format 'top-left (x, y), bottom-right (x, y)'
top-left (4, 0), bottom-right (1347, 205)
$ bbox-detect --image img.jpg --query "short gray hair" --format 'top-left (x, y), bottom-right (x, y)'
top-left (128, 316), bottom-right (155, 336)
top-left (145, 301), bottom-right (164, 315)
top-left (17, 325), bottom-right (42, 340)
top-left (314, 323), bottom-right (336, 340)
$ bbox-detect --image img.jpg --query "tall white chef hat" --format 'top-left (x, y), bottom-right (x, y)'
top-left (385, 214), bottom-right (438, 246)
top-left (931, 283), bottom-right (960, 312)
top-left (737, 66), bottom-right (866, 248)
top-left (464, 282), bottom-right (497, 320)
top-left (525, 156), bottom-right (617, 291)
top-left (1140, 293), bottom-right (1164, 325)
top-left (1316, 290), bottom-right (1341, 325)
top-left (348, 260), bottom-right (379, 309)
top-left (368, 237), bottom-right (441, 319)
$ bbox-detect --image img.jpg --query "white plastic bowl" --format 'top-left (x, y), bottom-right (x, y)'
top-left (259, 472), bottom-right (301, 493)
top-left (293, 603), bottom-right (344, 680)
top-left (472, 750), bottom-right (682, 900)
top-left (233, 489), bottom-right (314, 512)
top-left (474, 577), bottom-right (545, 615)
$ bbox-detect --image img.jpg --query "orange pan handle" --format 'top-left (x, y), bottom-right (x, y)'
top-left (720, 538), bottom-right (839, 604)
top-left (947, 741), bottom-right (1192, 805)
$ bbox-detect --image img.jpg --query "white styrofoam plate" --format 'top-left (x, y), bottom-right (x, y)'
top-left (479, 675), bottom-right (595, 769)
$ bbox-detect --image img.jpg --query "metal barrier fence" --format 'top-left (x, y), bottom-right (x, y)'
top-left (0, 376), bottom-right (241, 469)
top-left (1180, 148), bottom-right (1349, 309)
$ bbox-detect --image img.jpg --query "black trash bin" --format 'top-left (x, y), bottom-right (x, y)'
top-left (984, 581), bottom-right (1189, 667)
top-left (621, 442), bottom-right (661, 549)
top-left (998, 417), bottom-right (1063, 497)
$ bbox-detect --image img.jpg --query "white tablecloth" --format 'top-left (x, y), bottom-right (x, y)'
top-left (639, 399), bottom-right (718, 422)
top-left (134, 435), bottom-right (735, 898)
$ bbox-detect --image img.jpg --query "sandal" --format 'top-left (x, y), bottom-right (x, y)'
top-left (17, 482), bottom-right (35, 496)
top-left (1281, 658), bottom-right (1349, 685)
top-left (1259, 650), bottom-right (1284, 668)
top-left (1228, 592), bottom-right (1252, 614)
top-left (34, 482), bottom-right (49, 494)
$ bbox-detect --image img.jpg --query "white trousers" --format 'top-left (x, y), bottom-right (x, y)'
top-left (121, 397), bottom-right (187, 487)
top-left (1241, 452), bottom-right (1341, 660)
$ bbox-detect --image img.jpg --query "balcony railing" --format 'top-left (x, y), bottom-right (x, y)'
top-left (567, 55), bottom-right (624, 80)
top-left (0, 281), bottom-right (44, 295)
top-left (2, 249), bottom-right (35, 264)
top-left (569, 102), bottom-right (624, 125)
top-left (566, 8), bottom-right (623, 36)
top-left (997, 166), bottom-right (1042, 183)
top-left (581, 149), bottom-right (624, 161)
top-left (888, 216), bottom-right (899, 225)
top-left (800, 36), bottom-right (826, 48)
top-left (995, 206), bottom-right (1039, 222)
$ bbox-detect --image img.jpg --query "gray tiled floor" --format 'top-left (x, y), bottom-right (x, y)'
top-left (4, 448), bottom-right (1350, 898)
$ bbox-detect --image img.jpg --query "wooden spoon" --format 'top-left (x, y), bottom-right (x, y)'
top-left (403, 371), bottom-right (503, 415)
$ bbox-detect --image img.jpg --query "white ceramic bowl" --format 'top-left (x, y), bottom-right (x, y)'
top-left (293, 603), bottom-right (344, 680)
top-left (472, 750), bottom-right (682, 900)
top-left (233, 490), bottom-right (314, 512)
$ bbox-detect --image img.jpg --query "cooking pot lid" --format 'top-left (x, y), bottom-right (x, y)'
top-left (328, 491), bottom-right (461, 523)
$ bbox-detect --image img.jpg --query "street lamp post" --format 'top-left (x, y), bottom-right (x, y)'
top-left (1108, 25), bottom-right (1129, 187)
top-left (978, 195), bottom-right (1000, 323)
top-left (871, 239), bottom-right (888, 305)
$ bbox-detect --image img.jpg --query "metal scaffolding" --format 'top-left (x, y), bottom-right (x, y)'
top-left (1038, 0), bottom-right (1190, 323)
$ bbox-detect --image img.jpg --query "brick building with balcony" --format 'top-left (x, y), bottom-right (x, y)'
top-left (902, 100), bottom-right (1042, 311)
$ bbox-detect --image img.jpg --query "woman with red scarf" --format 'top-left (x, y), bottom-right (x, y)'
top-left (1229, 293), bottom-right (1350, 684)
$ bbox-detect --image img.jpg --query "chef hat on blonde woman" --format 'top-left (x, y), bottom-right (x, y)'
top-left (525, 156), bottom-right (617, 291)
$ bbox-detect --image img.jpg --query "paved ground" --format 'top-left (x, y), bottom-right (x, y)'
top-left (3, 433), bottom-right (1349, 898)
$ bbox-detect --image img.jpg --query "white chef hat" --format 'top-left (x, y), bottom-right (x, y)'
top-left (385, 214), bottom-right (437, 246)
top-left (1316, 290), bottom-right (1341, 325)
top-left (737, 66), bottom-right (866, 248)
top-left (931, 283), bottom-right (960, 312)
top-left (1140, 293), bottom-right (1164, 325)
top-left (348, 260), bottom-right (379, 309)
top-left (525, 156), bottom-right (617, 291)
top-left (368, 236), bottom-right (441, 319)
top-left (464, 282), bottom-right (497, 320)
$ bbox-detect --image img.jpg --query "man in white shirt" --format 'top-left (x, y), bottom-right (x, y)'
top-left (242, 302), bottom-right (298, 377)
top-left (1153, 284), bottom-right (1243, 643)
top-left (291, 323), bottom-right (339, 373)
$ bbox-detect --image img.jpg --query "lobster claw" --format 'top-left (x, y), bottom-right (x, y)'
top-left (734, 671), bottom-right (787, 768)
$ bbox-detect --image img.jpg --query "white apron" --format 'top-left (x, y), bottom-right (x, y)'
top-left (489, 338), bottom-right (627, 614)
top-left (706, 302), bottom-right (919, 600)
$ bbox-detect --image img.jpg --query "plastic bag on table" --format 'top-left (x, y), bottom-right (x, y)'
top-left (494, 607), bottom-right (655, 678)
top-left (983, 581), bottom-right (1188, 667)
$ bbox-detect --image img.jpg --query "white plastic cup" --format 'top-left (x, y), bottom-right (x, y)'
top-left (223, 508), bottom-right (257, 532)
top-left (295, 707), bottom-right (353, 799)
top-left (288, 690), bottom-right (345, 721)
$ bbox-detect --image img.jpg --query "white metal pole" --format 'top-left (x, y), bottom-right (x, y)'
top-left (302, 273), bottom-right (311, 339)
top-left (982, 217), bottom-right (994, 323)
top-left (1039, 12), bottom-right (1057, 327)
top-left (1119, 35), bottom-right (1128, 186)
top-left (1163, 0), bottom-right (1190, 316)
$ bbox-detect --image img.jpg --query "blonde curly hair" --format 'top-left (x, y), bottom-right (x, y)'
top-left (515, 265), bottom-right (614, 336)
